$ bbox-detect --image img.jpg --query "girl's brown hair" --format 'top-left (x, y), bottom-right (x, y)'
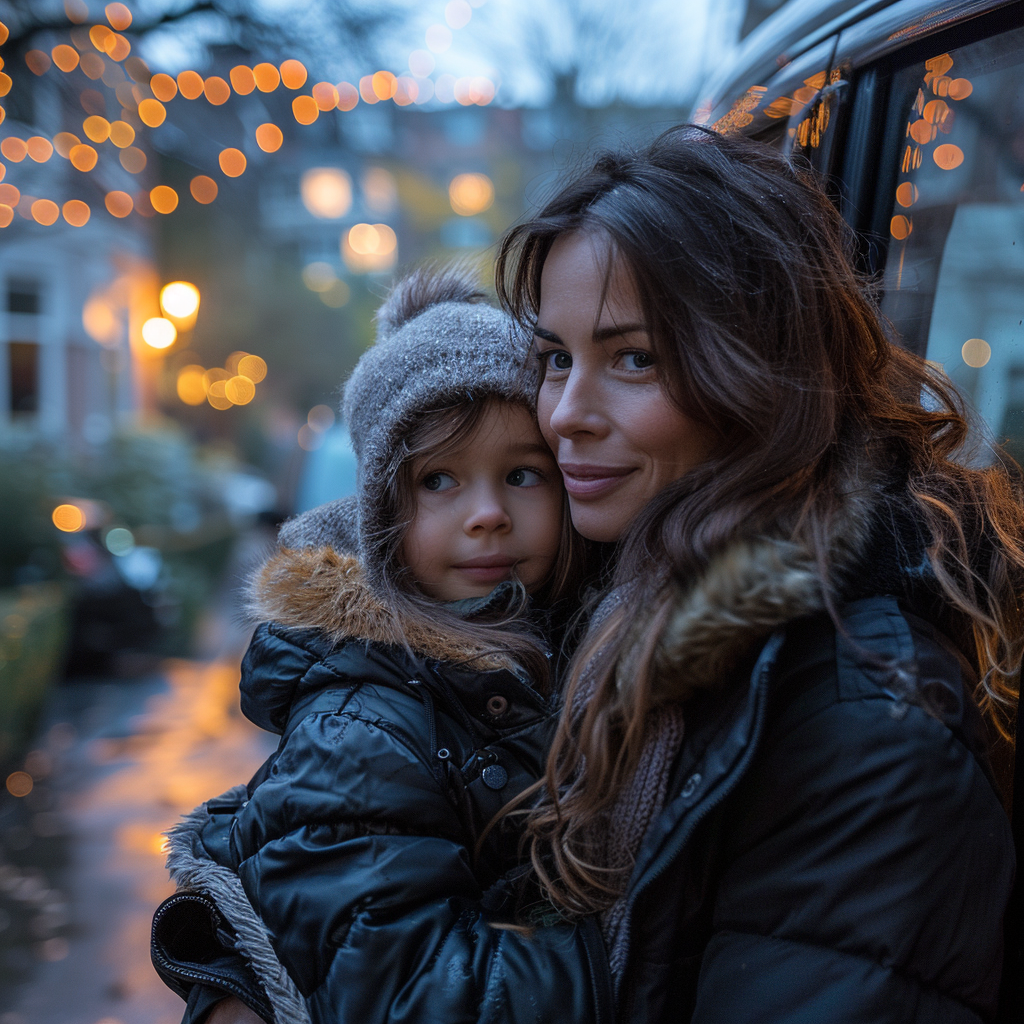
top-left (373, 395), bottom-right (590, 690)
top-left (495, 124), bottom-right (1024, 913)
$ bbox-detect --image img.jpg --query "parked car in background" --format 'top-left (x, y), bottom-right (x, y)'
top-left (695, 0), bottom-right (1024, 459)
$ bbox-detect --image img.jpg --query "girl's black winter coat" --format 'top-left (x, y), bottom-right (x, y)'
top-left (152, 518), bottom-right (1014, 1023)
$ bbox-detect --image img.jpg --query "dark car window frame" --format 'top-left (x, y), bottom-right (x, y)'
top-left (831, 1), bottom-right (1024, 345)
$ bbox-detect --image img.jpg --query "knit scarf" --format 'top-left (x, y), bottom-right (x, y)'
top-left (573, 586), bottom-right (687, 983)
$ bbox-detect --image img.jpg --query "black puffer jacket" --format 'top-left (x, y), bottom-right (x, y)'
top-left (152, 546), bottom-right (610, 1024)
top-left (154, 508), bottom-right (1014, 1023)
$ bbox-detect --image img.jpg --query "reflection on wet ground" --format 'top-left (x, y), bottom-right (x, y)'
top-left (0, 656), bottom-right (275, 1024)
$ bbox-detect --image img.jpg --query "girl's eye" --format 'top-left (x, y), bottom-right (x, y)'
top-left (507, 468), bottom-right (543, 487)
top-left (422, 472), bottom-right (456, 492)
top-left (622, 351), bottom-right (654, 371)
top-left (538, 350), bottom-right (572, 372)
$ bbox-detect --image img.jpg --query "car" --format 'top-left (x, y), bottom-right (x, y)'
top-left (694, 0), bottom-right (1024, 458)
top-left (693, 3), bottom-right (1023, 1019)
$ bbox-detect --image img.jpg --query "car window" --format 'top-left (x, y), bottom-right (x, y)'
top-left (877, 24), bottom-right (1024, 461)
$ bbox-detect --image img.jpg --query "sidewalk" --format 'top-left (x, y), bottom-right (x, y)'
top-left (1, 530), bottom-right (277, 1024)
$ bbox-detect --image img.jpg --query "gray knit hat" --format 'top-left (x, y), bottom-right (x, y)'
top-left (279, 263), bottom-right (534, 596)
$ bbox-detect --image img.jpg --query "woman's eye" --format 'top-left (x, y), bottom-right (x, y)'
top-left (622, 351), bottom-right (654, 371)
top-left (422, 472), bottom-right (456, 492)
top-left (539, 350), bottom-right (572, 372)
top-left (507, 468), bottom-right (543, 487)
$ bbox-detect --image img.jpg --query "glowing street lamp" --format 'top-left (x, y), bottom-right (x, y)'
top-left (160, 281), bottom-right (200, 330)
top-left (141, 316), bottom-right (177, 350)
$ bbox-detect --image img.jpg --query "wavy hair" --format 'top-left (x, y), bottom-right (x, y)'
top-left (494, 124), bottom-right (1024, 914)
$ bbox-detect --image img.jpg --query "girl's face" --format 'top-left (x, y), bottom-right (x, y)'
top-left (534, 232), bottom-right (716, 544)
top-left (402, 402), bottom-right (564, 601)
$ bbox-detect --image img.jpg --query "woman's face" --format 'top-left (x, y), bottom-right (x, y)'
top-left (535, 232), bottom-right (715, 543)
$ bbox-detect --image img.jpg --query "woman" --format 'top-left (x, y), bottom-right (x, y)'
top-left (160, 125), bottom-right (1018, 1023)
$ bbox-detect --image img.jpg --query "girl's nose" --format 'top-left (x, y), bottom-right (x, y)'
top-left (464, 486), bottom-right (512, 534)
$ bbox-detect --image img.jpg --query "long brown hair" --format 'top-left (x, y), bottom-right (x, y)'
top-left (374, 395), bottom-right (591, 690)
top-left (495, 124), bottom-right (1024, 913)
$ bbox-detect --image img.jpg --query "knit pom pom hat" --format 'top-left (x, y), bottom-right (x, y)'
top-left (282, 262), bottom-right (535, 597)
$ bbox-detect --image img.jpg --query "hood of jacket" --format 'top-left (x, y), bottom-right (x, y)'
top-left (246, 544), bottom-right (522, 669)
top-left (619, 472), bottom-right (960, 706)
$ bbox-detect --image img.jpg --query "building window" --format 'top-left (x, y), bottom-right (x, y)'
top-left (9, 342), bottom-right (40, 415)
top-left (7, 279), bottom-right (41, 315)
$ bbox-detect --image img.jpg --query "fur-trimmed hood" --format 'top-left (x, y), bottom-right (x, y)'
top-left (246, 545), bottom-right (520, 669)
top-left (619, 480), bottom-right (891, 703)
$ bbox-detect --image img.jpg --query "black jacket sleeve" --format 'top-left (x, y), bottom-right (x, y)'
top-left (229, 695), bottom-right (613, 1023)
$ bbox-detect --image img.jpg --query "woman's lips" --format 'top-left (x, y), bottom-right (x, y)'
top-left (558, 463), bottom-right (635, 500)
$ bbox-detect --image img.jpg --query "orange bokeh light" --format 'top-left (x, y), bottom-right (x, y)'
top-left (69, 143), bottom-right (98, 171)
top-left (177, 366), bottom-right (207, 405)
top-left (150, 73), bottom-right (177, 101)
top-left (26, 136), bottom-right (53, 162)
top-left (190, 175), bottom-right (218, 204)
top-left (948, 78), bottom-right (973, 101)
top-left (108, 120), bottom-right (134, 147)
top-left (80, 53), bottom-right (104, 79)
top-left (83, 114), bottom-right (111, 142)
top-left (359, 77), bottom-right (378, 104)
top-left (225, 376), bottom-right (256, 405)
top-left (230, 65), bottom-right (255, 95)
top-left (895, 182), bottom-right (919, 208)
top-left (104, 33), bottom-right (130, 61)
top-left (0, 72), bottom-right (10, 96)
top-left (26, 50), bottom-right (52, 75)
top-left (52, 44), bottom-right (80, 72)
top-left (204, 76), bottom-right (230, 105)
top-left (150, 185), bottom-right (179, 214)
top-left (31, 199), bottom-right (59, 226)
top-left (89, 25), bottom-right (113, 51)
top-left (138, 98), bottom-right (166, 126)
top-left (105, 3), bottom-right (132, 30)
top-left (890, 214), bottom-right (912, 240)
top-left (255, 123), bottom-right (283, 153)
top-left (292, 95), bottom-right (318, 125)
top-left (105, 190), bottom-right (133, 217)
top-left (177, 70), bottom-right (204, 99)
top-left (0, 183), bottom-right (21, 206)
top-left (119, 147), bottom-right (146, 173)
top-left (372, 71), bottom-right (397, 101)
top-left (218, 148), bottom-right (246, 177)
top-left (1, 137), bottom-right (27, 162)
top-left (312, 82), bottom-right (338, 111)
top-left (52, 504), bottom-right (85, 532)
top-left (63, 199), bottom-right (90, 226)
top-left (280, 59), bottom-right (307, 89)
top-left (253, 63), bottom-right (280, 92)
top-left (336, 82), bottom-right (359, 111)
top-left (933, 143), bottom-right (964, 170)
top-left (0, 205), bottom-right (12, 228)
top-left (237, 354), bottom-right (267, 382)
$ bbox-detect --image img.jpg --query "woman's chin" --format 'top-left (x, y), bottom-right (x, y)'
top-left (567, 500), bottom-right (631, 544)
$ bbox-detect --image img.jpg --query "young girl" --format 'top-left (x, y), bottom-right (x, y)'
top-left (152, 264), bottom-right (588, 1024)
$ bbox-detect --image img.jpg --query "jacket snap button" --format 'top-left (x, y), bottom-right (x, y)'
top-left (481, 764), bottom-right (508, 790)
top-left (681, 773), bottom-right (702, 799)
top-left (486, 695), bottom-right (509, 717)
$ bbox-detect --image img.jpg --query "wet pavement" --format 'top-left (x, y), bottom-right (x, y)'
top-left (0, 534), bottom-right (277, 1024)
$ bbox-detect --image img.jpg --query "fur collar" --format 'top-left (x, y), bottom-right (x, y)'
top-left (247, 546), bottom-right (513, 668)
top-left (642, 483), bottom-right (879, 703)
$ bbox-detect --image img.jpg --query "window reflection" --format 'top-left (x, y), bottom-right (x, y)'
top-left (880, 26), bottom-right (1024, 461)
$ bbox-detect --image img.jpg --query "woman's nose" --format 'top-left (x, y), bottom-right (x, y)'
top-left (546, 369), bottom-right (608, 440)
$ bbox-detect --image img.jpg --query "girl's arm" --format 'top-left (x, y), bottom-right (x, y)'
top-left (227, 701), bottom-right (612, 1024)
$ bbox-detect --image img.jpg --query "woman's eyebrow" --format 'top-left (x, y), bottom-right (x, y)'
top-left (592, 323), bottom-right (648, 342)
top-left (534, 324), bottom-right (649, 345)
top-left (533, 326), bottom-right (563, 345)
